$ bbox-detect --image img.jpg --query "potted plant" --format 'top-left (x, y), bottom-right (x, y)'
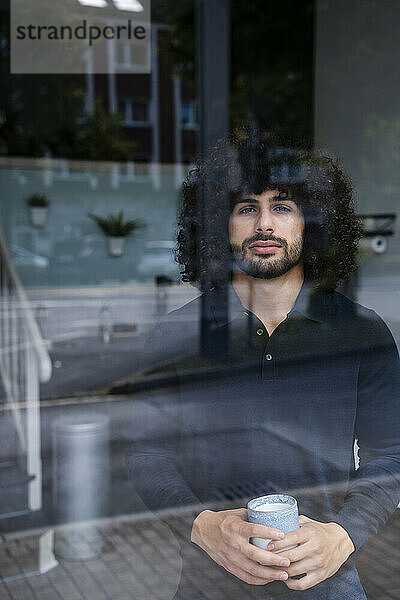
top-left (89, 211), bottom-right (144, 257)
top-left (26, 194), bottom-right (50, 227)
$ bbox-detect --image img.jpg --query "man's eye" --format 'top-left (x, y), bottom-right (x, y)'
top-left (274, 205), bottom-right (291, 212)
top-left (238, 206), bottom-right (256, 214)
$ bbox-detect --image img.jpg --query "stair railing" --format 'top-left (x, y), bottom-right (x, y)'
top-left (0, 226), bottom-right (52, 512)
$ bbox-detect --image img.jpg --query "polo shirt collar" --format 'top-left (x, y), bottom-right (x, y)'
top-left (210, 280), bottom-right (325, 327)
top-left (288, 281), bottom-right (325, 323)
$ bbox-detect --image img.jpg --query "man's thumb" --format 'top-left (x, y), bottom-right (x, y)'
top-left (236, 508), bottom-right (249, 520)
top-left (299, 515), bottom-right (313, 525)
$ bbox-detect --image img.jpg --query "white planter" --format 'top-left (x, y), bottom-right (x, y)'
top-left (29, 206), bottom-right (48, 227)
top-left (108, 236), bottom-right (125, 257)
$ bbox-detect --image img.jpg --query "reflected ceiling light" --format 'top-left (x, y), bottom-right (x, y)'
top-left (76, 0), bottom-right (108, 7)
top-left (113, 0), bottom-right (144, 12)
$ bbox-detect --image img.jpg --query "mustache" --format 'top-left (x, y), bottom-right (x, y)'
top-left (242, 234), bottom-right (288, 250)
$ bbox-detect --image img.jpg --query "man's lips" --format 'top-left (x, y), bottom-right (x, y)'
top-left (248, 242), bottom-right (282, 253)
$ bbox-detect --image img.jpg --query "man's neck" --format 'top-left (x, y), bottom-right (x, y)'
top-left (232, 264), bottom-right (304, 335)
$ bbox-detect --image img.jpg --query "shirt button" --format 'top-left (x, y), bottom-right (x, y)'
top-left (265, 353), bottom-right (273, 361)
top-left (256, 329), bottom-right (264, 336)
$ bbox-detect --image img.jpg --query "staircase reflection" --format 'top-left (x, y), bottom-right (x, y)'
top-left (0, 226), bottom-right (52, 520)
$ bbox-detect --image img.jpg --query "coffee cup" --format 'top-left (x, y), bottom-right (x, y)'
top-left (247, 494), bottom-right (299, 552)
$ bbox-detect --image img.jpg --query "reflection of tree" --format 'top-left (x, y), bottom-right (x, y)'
top-left (1, 71), bottom-right (135, 159)
top-left (63, 99), bottom-right (136, 161)
top-left (154, 0), bottom-right (314, 143)
top-left (0, 0), bottom-right (315, 158)
top-left (0, 4), bottom-right (135, 160)
top-left (1, 71), bottom-right (81, 157)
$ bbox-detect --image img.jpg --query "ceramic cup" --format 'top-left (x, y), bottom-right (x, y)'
top-left (247, 494), bottom-right (299, 552)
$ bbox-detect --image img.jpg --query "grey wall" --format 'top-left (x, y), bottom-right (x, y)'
top-left (315, 0), bottom-right (400, 339)
top-left (315, 0), bottom-right (400, 261)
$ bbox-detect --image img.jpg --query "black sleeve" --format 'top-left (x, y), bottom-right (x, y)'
top-left (332, 314), bottom-right (400, 552)
top-left (126, 321), bottom-right (201, 514)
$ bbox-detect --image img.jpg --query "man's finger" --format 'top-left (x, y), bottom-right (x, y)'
top-left (243, 544), bottom-right (291, 568)
top-left (272, 541), bottom-right (314, 564)
top-left (284, 570), bottom-right (322, 591)
top-left (243, 522), bottom-right (285, 541)
top-left (267, 527), bottom-right (309, 551)
top-left (229, 551), bottom-right (289, 582)
top-left (285, 556), bottom-right (317, 578)
top-left (226, 562), bottom-right (273, 586)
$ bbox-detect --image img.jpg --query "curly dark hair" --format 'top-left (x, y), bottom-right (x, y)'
top-left (177, 131), bottom-right (362, 292)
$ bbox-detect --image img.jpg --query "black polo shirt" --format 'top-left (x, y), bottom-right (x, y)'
top-left (128, 282), bottom-right (400, 596)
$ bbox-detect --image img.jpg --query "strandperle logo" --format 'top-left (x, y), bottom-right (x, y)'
top-left (15, 19), bottom-right (147, 46)
top-left (10, 0), bottom-right (151, 74)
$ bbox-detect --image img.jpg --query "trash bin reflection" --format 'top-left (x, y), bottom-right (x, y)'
top-left (52, 414), bottom-right (110, 560)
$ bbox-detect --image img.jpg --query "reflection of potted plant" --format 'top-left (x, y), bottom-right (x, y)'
top-left (26, 194), bottom-right (49, 227)
top-left (89, 211), bottom-right (144, 257)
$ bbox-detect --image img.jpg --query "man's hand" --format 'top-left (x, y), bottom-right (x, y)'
top-left (191, 508), bottom-right (291, 585)
top-left (266, 515), bottom-right (355, 591)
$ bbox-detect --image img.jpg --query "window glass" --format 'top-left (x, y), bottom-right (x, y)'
top-left (0, 1), bottom-right (399, 598)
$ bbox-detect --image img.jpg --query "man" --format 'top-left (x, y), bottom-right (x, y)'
top-left (128, 134), bottom-right (400, 599)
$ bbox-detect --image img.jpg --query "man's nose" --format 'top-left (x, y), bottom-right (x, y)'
top-left (255, 209), bottom-right (274, 233)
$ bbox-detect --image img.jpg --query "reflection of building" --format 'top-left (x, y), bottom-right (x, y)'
top-left (86, 23), bottom-right (197, 163)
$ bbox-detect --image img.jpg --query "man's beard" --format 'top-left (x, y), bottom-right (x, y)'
top-left (230, 234), bottom-right (303, 279)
